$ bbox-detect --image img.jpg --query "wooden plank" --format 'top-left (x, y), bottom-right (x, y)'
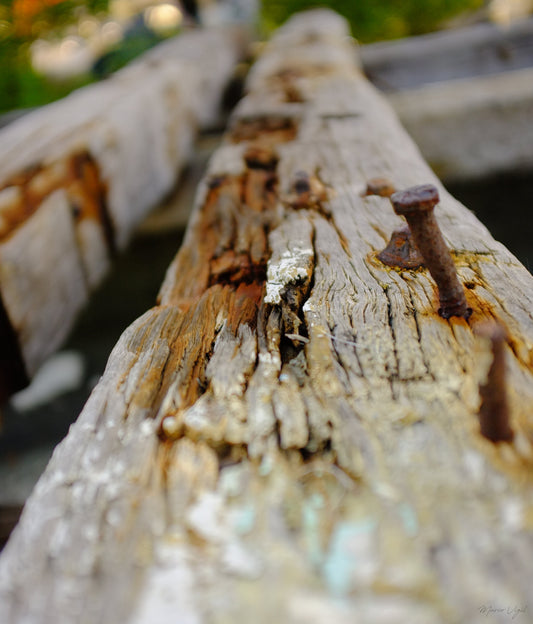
top-left (1, 10), bottom-right (533, 624)
top-left (0, 190), bottom-right (88, 376)
top-left (361, 16), bottom-right (533, 90)
top-left (387, 67), bottom-right (533, 181)
top-left (0, 25), bottom-right (249, 398)
top-left (362, 16), bottom-right (533, 181)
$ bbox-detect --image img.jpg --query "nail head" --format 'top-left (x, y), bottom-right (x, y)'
top-left (391, 184), bottom-right (439, 216)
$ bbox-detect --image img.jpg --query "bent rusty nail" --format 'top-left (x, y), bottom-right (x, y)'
top-left (390, 184), bottom-right (471, 319)
top-left (377, 223), bottom-right (425, 269)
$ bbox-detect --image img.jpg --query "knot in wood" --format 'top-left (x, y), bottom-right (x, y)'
top-left (292, 170), bottom-right (311, 195)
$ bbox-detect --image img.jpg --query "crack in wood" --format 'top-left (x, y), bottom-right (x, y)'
top-left (383, 286), bottom-right (400, 399)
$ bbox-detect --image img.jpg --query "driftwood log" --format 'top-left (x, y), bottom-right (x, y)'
top-left (1, 10), bottom-right (533, 624)
top-left (0, 25), bottom-right (248, 400)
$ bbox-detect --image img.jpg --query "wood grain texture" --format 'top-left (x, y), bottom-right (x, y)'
top-left (0, 26), bottom-right (248, 398)
top-left (1, 10), bottom-right (532, 624)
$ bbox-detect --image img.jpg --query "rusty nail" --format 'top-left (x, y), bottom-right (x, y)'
top-left (292, 170), bottom-right (311, 195)
top-left (377, 223), bottom-right (425, 269)
top-left (364, 177), bottom-right (396, 198)
top-left (474, 322), bottom-right (514, 443)
top-left (390, 184), bottom-right (471, 319)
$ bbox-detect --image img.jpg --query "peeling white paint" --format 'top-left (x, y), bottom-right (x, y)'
top-left (265, 248), bottom-right (313, 304)
top-left (221, 540), bottom-right (263, 579)
top-left (186, 492), bottom-right (229, 544)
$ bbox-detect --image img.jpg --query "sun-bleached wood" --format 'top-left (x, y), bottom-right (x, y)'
top-left (388, 67), bottom-right (533, 181)
top-left (1, 10), bottom-right (532, 624)
top-left (0, 25), bottom-right (248, 395)
top-left (360, 17), bottom-right (533, 181)
top-left (361, 16), bottom-right (533, 90)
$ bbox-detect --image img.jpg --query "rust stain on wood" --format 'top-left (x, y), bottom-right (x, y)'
top-left (0, 150), bottom-right (114, 252)
top-left (131, 135), bottom-right (285, 430)
top-left (163, 148), bottom-right (280, 310)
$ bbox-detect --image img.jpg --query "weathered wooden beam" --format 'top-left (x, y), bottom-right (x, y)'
top-left (387, 67), bottom-right (533, 181)
top-left (361, 16), bottom-right (533, 90)
top-left (1, 10), bottom-right (533, 624)
top-left (361, 17), bottom-right (533, 181)
top-left (0, 25), bottom-right (249, 399)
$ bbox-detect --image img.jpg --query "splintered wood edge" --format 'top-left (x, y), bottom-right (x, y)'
top-left (1, 10), bottom-right (532, 624)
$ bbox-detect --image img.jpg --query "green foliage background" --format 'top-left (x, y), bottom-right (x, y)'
top-left (261, 0), bottom-right (484, 42)
top-left (0, 0), bottom-right (109, 114)
top-left (0, 0), bottom-right (484, 114)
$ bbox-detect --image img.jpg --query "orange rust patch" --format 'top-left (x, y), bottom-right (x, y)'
top-left (227, 282), bottom-right (264, 333)
top-left (272, 64), bottom-right (338, 83)
top-left (363, 177), bottom-right (396, 198)
top-left (243, 144), bottom-right (279, 171)
top-left (150, 130), bottom-right (285, 431)
top-left (230, 117), bottom-right (298, 145)
top-left (163, 150), bottom-right (280, 309)
top-left (151, 98), bottom-right (314, 439)
top-left (140, 284), bottom-right (261, 432)
top-left (0, 150), bottom-right (113, 251)
top-left (264, 63), bottom-right (345, 103)
top-left (209, 251), bottom-right (266, 286)
top-left (465, 288), bottom-right (500, 323)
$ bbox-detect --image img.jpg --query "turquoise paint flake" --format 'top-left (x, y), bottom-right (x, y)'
top-left (399, 503), bottom-right (418, 537)
top-left (233, 504), bottom-right (256, 535)
top-left (322, 519), bottom-right (377, 598)
top-left (302, 493), bottom-right (326, 567)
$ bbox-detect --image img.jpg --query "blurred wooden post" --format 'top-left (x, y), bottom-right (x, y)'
top-left (1, 10), bottom-right (532, 624)
top-left (0, 25), bottom-right (249, 400)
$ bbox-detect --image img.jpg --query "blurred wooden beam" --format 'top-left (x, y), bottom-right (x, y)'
top-left (361, 16), bottom-right (533, 90)
top-left (362, 18), bottom-right (533, 181)
top-left (388, 67), bottom-right (533, 181)
top-left (0, 25), bottom-right (250, 399)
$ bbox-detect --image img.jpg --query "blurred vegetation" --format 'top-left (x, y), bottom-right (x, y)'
top-left (0, 0), bottom-right (109, 113)
top-left (261, 0), bottom-right (484, 42)
top-left (92, 18), bottom-right (165, 79)
top-left (0, 0), bottom-right (485, 115)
